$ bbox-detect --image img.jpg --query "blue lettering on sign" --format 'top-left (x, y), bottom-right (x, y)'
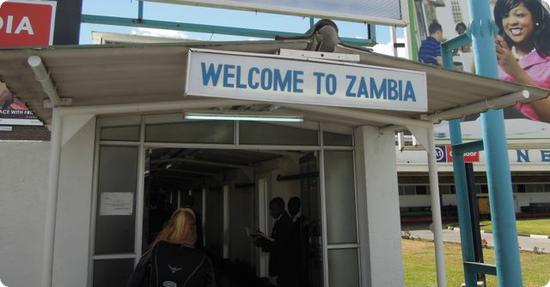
top-left (293, 70), bottom-right (304, 93)
top-left (201, 62), bottom-right (222, 86)
top-left (345, 75), bottom-right (356, 97)
top-left (516, 150), bottom-right (530, 162)
top-left (314, 72), bottom-right (325, 95)
top-left (326, 74), bottom-right (337, 95)
top-left (388, 79), bottom-right (399, 100)
top-left (248, 67), bottom-right (260, 89)
top-left (404, 81), bottom-right (416, 102)
top-left (370, 78), bottom-right (387, 100)
top-left (357, 77), bottom-right (368, 98)
top-left (223, 64), bottom-right (235, 88)
top-left (273, 69), bottom-right (292, 92)
top-left (199, 62), bottom-right (418, 102)
top-left (541, 150), bottom-right (550, 162)
top-left (260, 68), bottom-right (273, 90)
top-left (235, 66), bottom-right (247, 89)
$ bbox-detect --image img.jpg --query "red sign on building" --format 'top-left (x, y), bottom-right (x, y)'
top-left (445, 144), bottom-right (480, 163)
top-left (0, 0), bottom-right (56, 46)
top-left (0, 1), bottom-right (56, 126)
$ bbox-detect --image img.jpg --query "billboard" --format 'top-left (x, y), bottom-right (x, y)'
top-left (0, 0), bottom-right (56, 126)
top-left (186, 49), bottom-right (427, 112)
top-left (148, 0), bottom-right (407, 25)
top-left (413, 0), bottom-right (550, 131)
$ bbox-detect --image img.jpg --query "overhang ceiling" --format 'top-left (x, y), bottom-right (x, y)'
top-left (0, 40), bottom-right (548, 127)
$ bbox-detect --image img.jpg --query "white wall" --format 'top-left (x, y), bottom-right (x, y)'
top-left (355, 126), bottom-right (404, 287)
top-left (52, 115), bottom-right (96, 287)
top-left (0, 141), bottom-right (50, 287)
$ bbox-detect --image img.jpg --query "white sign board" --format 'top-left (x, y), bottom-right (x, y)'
top-left (186, 49), bottom-right (428, 112)
top-left (100, 192), bottom-right (134, 216)
top-left (148, 0), bottom-right (405, 25)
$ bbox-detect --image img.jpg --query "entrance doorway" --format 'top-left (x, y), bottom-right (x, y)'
top-left (143, 148), bottom-right (323, 287)
top-left (91, 118), bottom-right (361, 287)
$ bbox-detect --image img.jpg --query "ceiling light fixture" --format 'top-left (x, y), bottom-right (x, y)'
top-left (183, 111), bottom-right (304, 122)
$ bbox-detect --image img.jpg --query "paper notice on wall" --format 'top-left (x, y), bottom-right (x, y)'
top-left (100, 192), bottom-right (134, 216)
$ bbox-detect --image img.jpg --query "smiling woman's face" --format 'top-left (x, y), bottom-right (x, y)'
top-left (502, 3), bottom-right (535, 46)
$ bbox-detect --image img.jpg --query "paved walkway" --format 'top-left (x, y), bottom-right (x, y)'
top-left (406, 229), bottom-right (550, 254)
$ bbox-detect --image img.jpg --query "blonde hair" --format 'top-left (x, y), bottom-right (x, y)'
top-left (153, 208), bottom-right (197, 247)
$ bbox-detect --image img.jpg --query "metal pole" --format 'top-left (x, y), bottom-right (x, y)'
top-left (481, 110), bottom-right (523, 286)
top-left (390, 26), bottom-right (398, 57)
top-left (41, 109), bottom-right (63, 287)
top-left (138, 0), bottom-right (144, 20)
top-left (449, 119), bottom-right (477, 287)
top-left (407, 0), bottom-right (419, 61)
top-left (426, 127), bottom-right (447, 287)
top-left (468, 0), bottom-right (523, 283)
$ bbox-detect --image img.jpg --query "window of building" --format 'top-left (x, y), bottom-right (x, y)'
top-left (526, 184), bottom-right (545, 193)
top-left (416, 185), bottom-right (429, 195)
top-left (516, 184), bottom-right (526, 193)
top-left (451, 0), bottom-right (463, 23)
top-left (479, 185), bottom-right (489, 194)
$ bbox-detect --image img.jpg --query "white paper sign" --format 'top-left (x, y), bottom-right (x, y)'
top-left (186, 49), bottom-right (428, 112)
top-left (100, 192), bottom-right (134, 216)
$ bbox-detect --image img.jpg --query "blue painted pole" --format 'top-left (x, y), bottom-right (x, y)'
top-left (467, 0), bottom-right (523, 284)
top-left (138, 0), bottom-right (144, 20)
top-left (448, 119), bottom-right (478, 287)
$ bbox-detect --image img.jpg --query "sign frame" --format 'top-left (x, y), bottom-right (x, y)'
top-left (185, 48), bottom-right (428, 113)
top-left (147, 0), bottom-right (408, 26)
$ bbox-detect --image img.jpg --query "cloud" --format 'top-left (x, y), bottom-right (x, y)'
top-left (130, 27), bottom-right (190, 39)
top-left (372, 38), bottom-right (409, 59)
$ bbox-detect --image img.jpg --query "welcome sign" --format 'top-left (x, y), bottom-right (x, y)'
top-left (186, 49), bottom-right (428, 112)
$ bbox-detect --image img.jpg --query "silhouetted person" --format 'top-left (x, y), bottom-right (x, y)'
top-left (288, 197), bottom-right (309, 287)
top-left (255, 197), bottom-right (293, 287)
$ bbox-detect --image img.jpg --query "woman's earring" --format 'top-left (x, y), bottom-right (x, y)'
top-left (535, 22), bottom-right (540, 26)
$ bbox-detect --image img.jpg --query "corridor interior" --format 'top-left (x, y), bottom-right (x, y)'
top-left (143, 148), bottom-right (324, 287)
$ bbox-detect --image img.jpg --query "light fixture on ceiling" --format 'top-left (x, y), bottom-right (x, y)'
top-left (183, 110), bottom-right (304, 122)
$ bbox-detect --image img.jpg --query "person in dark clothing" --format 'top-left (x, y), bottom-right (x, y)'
top-left (254, 197), bottom-right (293, 287)
top-left (287, 197), bottom-right (309, 287)
top-left (419, 21), bottom-right (444, 65)
top-left (127, 208), bottom-right (215, 287)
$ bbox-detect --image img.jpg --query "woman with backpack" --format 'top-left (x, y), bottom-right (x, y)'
top-left (127, 208), bottom-right (215, 287)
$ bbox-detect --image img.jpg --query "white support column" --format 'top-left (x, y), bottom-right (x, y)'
top-left (354, 126), bottom-right (404, 287)
top-left (426, 128), bottom-right (447, 287)
top-left (135, 118), bottom-right (146, 263)
top-left (41, 109), bottom-right (63, 287)
top-left (408, 126), bottom-right (447, 287)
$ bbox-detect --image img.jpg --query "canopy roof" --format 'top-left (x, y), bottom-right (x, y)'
top-left (0, 40), bottom-right (548, 127)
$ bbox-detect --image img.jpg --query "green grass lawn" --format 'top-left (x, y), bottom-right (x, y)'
top-left (479, 218), bottom-right (550, 235)
top-left (403, 239), bottom-right (550, 287)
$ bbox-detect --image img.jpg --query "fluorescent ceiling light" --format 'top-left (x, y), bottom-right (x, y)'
top-left (184, 111), bottom-right (304, 122)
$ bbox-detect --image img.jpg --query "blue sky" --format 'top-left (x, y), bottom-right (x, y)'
top-left (79, 0), bottom-right (404, 45)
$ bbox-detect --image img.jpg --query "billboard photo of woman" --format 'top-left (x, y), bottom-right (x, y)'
top-left (494, 0), bottom-right (550, 122)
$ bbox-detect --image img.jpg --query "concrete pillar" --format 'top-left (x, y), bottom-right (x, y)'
top-left (354, 126), bottom-right (404, 286)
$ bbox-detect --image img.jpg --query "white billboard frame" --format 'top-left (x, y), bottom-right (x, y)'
top-left (146, 0), bottom-right (409, 26)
